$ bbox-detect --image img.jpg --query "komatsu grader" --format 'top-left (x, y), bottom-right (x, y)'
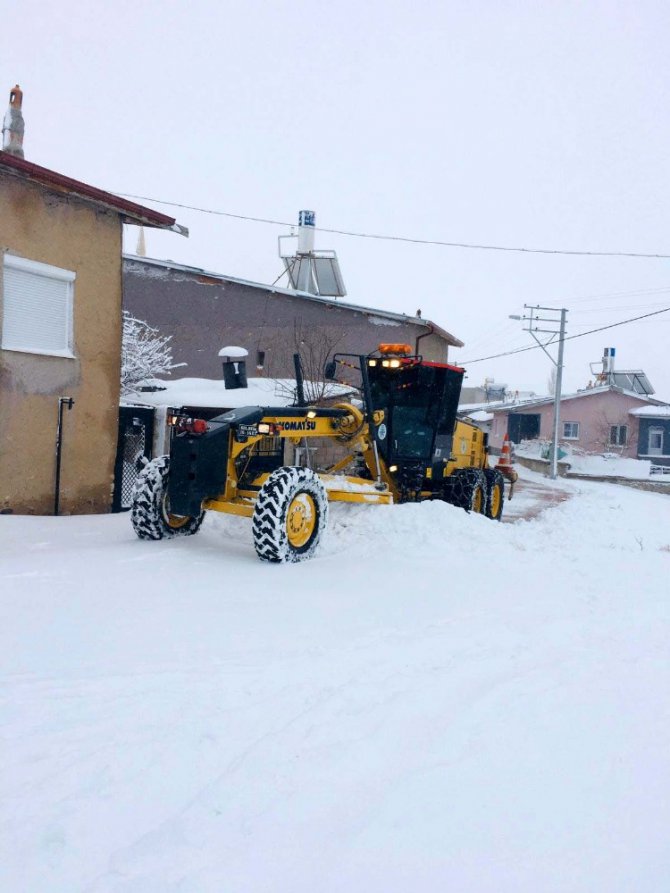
top-left (131, 344), bottom-right (516, 562)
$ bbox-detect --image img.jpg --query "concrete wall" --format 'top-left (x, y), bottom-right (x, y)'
top-left (123, 258), bottom-right (452, 381)
top-left (0, 174), bottom-right (123, 514)
top-left (488, 390), bottom-right (653, 457)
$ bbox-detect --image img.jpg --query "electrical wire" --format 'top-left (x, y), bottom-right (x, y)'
top-left (458, 318), bottom-right (527, 359)
top-left (114, 192), bottom-right (670, 259)
top-left (569, 300), bottom-right (670, 314)
top-left (458, 306), bottom-right (670, 365)
top-left (563, 285), bottom-right (670, 305)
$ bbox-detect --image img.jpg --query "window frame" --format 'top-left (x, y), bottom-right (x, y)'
top-left (648, 427), bottom-right (664, 456)
top-left (609, 424), bottom-right (628, 447)
top-left (2, 254), bottom-right (76, 358)
top-left (562, 421), bottom-right (580, 440)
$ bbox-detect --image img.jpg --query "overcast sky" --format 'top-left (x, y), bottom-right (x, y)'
top-left (5, 0), bottom-right (669, 396)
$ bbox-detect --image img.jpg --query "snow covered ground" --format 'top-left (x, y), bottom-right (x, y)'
top-left (515, 440), bottom-right (657, 480)
top-left (2, 469), bottom-right (669, 892)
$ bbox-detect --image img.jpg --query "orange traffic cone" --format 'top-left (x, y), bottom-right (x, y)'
top-left (496, 433), bottom-right (514, 471)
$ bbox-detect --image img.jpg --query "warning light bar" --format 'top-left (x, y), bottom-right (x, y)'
top-left (378, 343), bottom-right (412, 356)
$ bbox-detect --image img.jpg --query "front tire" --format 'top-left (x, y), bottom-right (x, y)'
top-left (484, 468), bottom-right (505, 521)
top-left (252, 466), bottom-right (328, 563)
top-left (131, 456), bottom-right (205, 540)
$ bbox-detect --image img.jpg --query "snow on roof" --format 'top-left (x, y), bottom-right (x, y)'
top-left (459, 398), bottom-right (536, 413)
top-left (466, 410), bottom-right (495, 422)
top-left (123, 254), bottom-right (463, 347)
top-left (123, 376), bottom-right (355, 410)
top-left (486, 385), bottom-right (667, 413)
top-left (629, 405), bottom-right (670, 418)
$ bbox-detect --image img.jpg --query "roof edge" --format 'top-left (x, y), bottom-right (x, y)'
top-left (123, 253), bottom-right (463, 346)
top-left (488, 384), bottom-right (667, 412)
top-left (0, 151), bottom-right (185, 233)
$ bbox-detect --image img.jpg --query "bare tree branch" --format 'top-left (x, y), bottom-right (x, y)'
top-left (121, 312), bottom-right (186, 395)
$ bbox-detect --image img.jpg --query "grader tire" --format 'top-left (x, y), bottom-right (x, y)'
top-left (131, 456), bottom-right (205, 540)
top-left (449, 468), bottom-right (487, 514)
top-left (252, 466), bottom-right (328, 563)
top-left (484, 468), bottom-right (505, 521)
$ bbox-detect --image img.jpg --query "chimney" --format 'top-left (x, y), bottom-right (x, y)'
top-left (2, 85), bottom-right (25, 158)
top-left (136, 225), bottom-right (147, 257)
top-left (218, 346), bottom-right (249, 390)
top-left (297, 210), bottom-right (316, 255)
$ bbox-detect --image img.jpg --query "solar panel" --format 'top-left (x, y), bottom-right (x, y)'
top-left (312, 256), bottom-right (346, 296)
top-left (612, 371), bottom-right (655, 395)
top-left (282, 252), bottom-right (347, 297)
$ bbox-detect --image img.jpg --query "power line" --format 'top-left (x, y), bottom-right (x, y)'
top-left (114, 192), bottom-right (670, 260)
top-left (458, 306), bottom-right (670, 365)
top-left (563, 284), bottom-right (670, 305)
top-left (570, 301), bottom-right (670, 314)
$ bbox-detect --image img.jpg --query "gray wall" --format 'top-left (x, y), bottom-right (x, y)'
top-left (123, 258), bottom-right (453, 380)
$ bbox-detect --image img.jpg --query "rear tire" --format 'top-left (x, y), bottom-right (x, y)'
top-left (484, 468), bottom-right (505, 521)
top-left (131, 456), bottom-right (205, 540)
top-left (448, 468), bottom-right (487, 514)
top-left (252, 466), bottom-right (328, 563)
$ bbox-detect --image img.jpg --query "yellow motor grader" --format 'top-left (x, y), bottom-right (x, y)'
top-left (131, 344), bottom-right (516, 562)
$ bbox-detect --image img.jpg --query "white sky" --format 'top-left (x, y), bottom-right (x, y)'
top-left (4, 0), bottom-right (669, 396)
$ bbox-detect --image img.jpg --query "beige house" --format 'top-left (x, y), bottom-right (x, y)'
top-left (0, 116), bottom-right (184, 513)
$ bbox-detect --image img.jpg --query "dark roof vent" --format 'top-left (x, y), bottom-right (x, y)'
top-left (219, 346), bottom-right (249, 390)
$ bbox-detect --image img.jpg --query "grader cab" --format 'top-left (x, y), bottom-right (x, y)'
top-left (130, 344), bottom-right (516, 562)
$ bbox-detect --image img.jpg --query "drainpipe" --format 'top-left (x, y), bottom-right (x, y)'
top-left (54, 397), bottom-right (75, 515)
top-left (415, 324), bottom-right (434, 357)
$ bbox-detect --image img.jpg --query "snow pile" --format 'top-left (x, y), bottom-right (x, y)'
top-left (516, 440), bottom-right (654, 479)
top-left (124, 376), bottom-right (354, 410)
top-left (567, 452), bottom-right (653, 479)
top-left (1, 473), bottom-right (669, 892)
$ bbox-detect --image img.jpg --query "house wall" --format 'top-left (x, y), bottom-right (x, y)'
top-left (0, 174), bottom-right (123, 514)
top-left (489, 390), bottom-right (653, 457)
top-left (123, 258), bottom-right (452, 381)
top-left (637, 417), bottom-right (670, 467)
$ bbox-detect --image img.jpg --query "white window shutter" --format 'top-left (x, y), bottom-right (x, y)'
top-left (2, 255), bottom-right (75, 357)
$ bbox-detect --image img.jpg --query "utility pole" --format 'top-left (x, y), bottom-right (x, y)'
top-left (509, 306), bottom-right (568, 480)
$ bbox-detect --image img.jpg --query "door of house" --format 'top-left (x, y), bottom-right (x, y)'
top-left (507, 413), bottom-right (541, 444)
top-left (112, 407), bottom-right (155, 512)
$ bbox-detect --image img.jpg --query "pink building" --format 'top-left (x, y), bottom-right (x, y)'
top-left (488, 386), bottom-right (668, 458)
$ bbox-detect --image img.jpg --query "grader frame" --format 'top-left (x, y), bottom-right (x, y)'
top-left (131, 346), bottom-right (513, 562)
